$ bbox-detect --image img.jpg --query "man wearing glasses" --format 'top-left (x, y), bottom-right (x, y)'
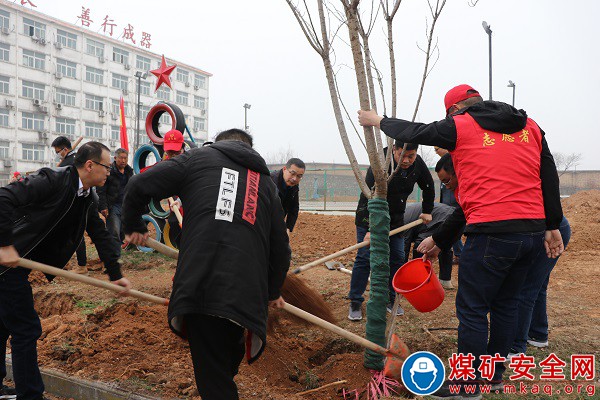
top-left (270, 158), bottom-right (305, 234)
top-left (0, 142), bottom-right (130, 400)
top-left (97, 148), bottom-right (134, 247)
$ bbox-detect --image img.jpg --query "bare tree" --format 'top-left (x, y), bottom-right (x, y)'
top-left (554, 152), bottom-right (583, 177)
top-left (265, 145), bottom-right (296, 165)
top-left (285, 0), bottom-right (448, 372)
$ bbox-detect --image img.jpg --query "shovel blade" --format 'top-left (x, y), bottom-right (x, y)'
top-left (383, 334), bottom-right (410, 380)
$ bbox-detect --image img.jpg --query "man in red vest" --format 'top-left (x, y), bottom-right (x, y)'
top-left (358, 85), bottom-right (563, 398)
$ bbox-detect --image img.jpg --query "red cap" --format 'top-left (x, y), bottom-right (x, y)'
top-left (163, 129), bottom-right (184, 151)
top-left (444, 84), bottom-right (480, 113)
top-left (13, 171), bottom-right (21, 177)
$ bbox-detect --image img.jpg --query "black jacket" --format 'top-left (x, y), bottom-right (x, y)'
top-left (355, 154), bottom-right (435, 230)
top-left (97, 162), bottom-right (134, 211)
top-left (0, 166), bottom-right (122, 281)
top-left (121, 141), bottom-right (291, 362)
top-left (270, 169), bottom-right (300, 232)
top-left (380, 100), bottom-right (563, 235)
top-left (59, 150), bottom-right (77, 167)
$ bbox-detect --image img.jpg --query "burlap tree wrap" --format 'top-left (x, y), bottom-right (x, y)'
top-left (363, 197), bottom-right (390, 370)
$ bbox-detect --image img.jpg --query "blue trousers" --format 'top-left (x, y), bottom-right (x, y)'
top-left (106, 204), bottom-right (123, 243)
top-left (456, 231), bottom-right (545, 381)
top-left (348, 225), bottom-right (405, 305)
top-left (0, 268), bottom-right (44, 399)
top-left (511, 218), bottom-right (571, 353)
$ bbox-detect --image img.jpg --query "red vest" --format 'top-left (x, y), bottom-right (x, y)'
top-left (450, 113), bottom-right (545, 225)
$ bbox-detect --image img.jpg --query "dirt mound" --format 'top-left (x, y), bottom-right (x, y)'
top-left (561, 190), bottom-right (600, 252)
top-left (34, 292), bottom-right (74, 318)
top-left (29, 270), bottom-right (50, 287)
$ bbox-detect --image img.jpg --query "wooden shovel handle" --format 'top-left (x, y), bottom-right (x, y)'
top-left (293, 219), bottom-right (423, 274)
top-left (17, 258), bottom-right (169, 306)
top-left (168, 197), bottom-right (183, 227)
top-left (71, 136), bottom-right (84, 150)
top-left (146, 237), bottom-right (179, 259)
top-left (282, 303), bottom-right (389, 356)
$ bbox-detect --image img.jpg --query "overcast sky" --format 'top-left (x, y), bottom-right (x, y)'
top-left (32, 0), bottom-right (600, 169)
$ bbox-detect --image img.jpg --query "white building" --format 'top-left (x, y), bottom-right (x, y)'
top-left (0, 0), bottom-right (211, 184)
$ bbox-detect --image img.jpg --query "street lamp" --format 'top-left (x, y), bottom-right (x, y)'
top-left (482, 21), bottom-right (492, 100)
top-left (134, 71), bottom-right (148, 150)
top-left (507, 80), bottom-right (516, 106)
top-left (243, 103), bottom-right (251, 131)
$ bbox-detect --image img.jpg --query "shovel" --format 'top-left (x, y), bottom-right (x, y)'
top-left (325, 261), bottom-right (369, 282)
top-left (17, 258), bottom-right (169, 306)
top-left (292, 219), bottom-right (423, 274)
top-left (167, 197), bottom-right (183, 228)
top-left (283, 303), bottom-right (408, 379)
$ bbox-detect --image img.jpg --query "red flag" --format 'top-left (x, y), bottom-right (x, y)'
top-left (119, 96), bottom-right (128, 151)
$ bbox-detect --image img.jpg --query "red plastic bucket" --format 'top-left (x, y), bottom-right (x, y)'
top-left (392, 259), bottom-right (444, 312)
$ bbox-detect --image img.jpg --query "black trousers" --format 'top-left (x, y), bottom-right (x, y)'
top-left (75, 241), bottom-right (87, 266)
top-left (184, 314), bottom-right (245, 400)
top-left (0, 268), bottom-right (44, 400)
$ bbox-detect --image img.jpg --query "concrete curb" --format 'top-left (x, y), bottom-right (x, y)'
top-left (6, 356), bottom-right (164, 400)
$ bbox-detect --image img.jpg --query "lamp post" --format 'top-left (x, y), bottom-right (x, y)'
top-left (482, 21), bottom-right (492, 100)
top-left (507, 80), bottom-right (516, 106)
top-left (243, 103), bottom-right (251, 131)
top-left (134, 71), bottom-right (148, 151)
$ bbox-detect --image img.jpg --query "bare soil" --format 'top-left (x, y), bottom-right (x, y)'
top-left (9, 192), bottom-right (599, 399)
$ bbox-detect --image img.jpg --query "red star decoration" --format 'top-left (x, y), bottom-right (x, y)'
top-left (150, 55), bottom-right (177, 92)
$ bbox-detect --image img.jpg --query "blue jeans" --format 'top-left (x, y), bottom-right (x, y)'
top-left (456, 231), bottom-right (545, 381)
top-left (348, 225), bottom-right (405, 305)
top-left (106, 204), bottom-right (123, 243)
top-left (511, 218), bottom-right (571, 353)
top-left (0, 268), bottom-right (44, 399)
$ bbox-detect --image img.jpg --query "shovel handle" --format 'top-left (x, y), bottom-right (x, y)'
top-left (146, 237), bottom-right (179, 260)
top-left (293, 219), bottom-right (423, 274)
top-left (282, 303), bottom-right (389, 357)
top-left (17, 258), bottom-right (169, 306)
top-left (168, 197), bottom-right (183, 228)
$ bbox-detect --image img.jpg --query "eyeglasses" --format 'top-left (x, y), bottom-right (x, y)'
top-left (91, 160), bottom-right (111, 171)
top-left (288, 170), bottom-right (304, 180)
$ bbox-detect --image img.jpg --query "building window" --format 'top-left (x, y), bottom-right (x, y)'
top-left (176, 69), bottom-right (189, 83)
top-left (22, 49), bottom-right (45, 70)
top-left (139, 81), bottom-right (151, 96)
top-left (112, 47), bottom-right (129, 65)
top-left (194, 74), bottom-right (206, 89)
top-left (194, 117), bottom-right (205, 132)
top-left (55, 117), bottom-right (76, 136)
top-left (159, 113), bottom-right (171, 125)
top-left (56, 58), bottom-right (77, 78)
top-left (21, 112), bottom-right (45, 131)
top-left (0, 75), bottom-right (8, 94)
top-left (86, 38), bottom-right (104, 58)
top-left (85, 122), bottom-right (103, 138)
top-left (22, 80), bottom-right (45, 100)
top-left (194, 96), bottom-right (206, 109)
top-left (0, 110), bottom-right (9, 128)
top-left (176, 91), bottom-right (188, 105)
top-left (55, 88), bottom-right (76, 106)
top-left (85, 66), bottom-right (104, 85)
top-left (22, 143), bottom-right (45, 161)
top-left (56, 29), bottom-right (77, 49)
top-left (140, 105), bottom-right (150, 120)
top-left (156, 86), bottom-right (170, 101)
top-left (136, 55), bottom-right (150, 71)
top-left (111, 73), bottom-right (128, 90)
top-left (0, 42), bottom-right (8, 62)
top-left (110, 125), bottom-right (120, 141)
top-left (0, 140), bottom-right (9, 158)
top-left (84, 94), bottom-right (104, 111)
top-left (23, 17), bottom-right (45, 39)
top-left (0, 10), bottom-right (9, 30)
top-left (111, 99), bottom-right (129, 115)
